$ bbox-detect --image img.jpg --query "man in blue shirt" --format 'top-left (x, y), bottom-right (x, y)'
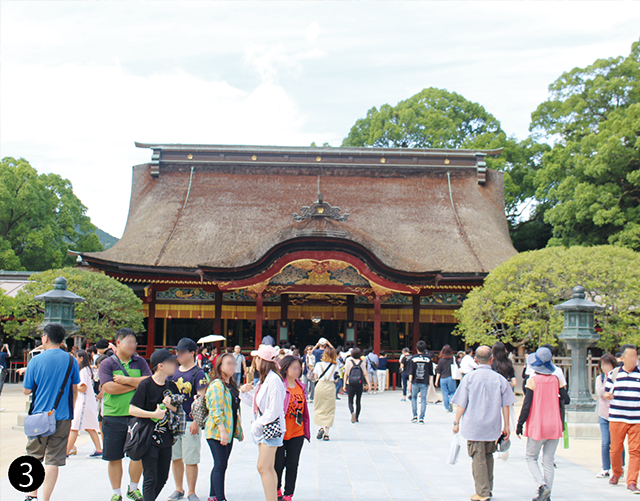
top-left (23, 323), bottom-right (80, 501)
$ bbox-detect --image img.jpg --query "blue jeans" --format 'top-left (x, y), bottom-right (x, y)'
top-left (411, 383), bottom-right (428, 420)
top-left (234, 372), bottom-right (242, 386)
top-left (599, 416), bottom-right (625, 470)
top-left (401, 373), bottom-right (410, 397)
top-left (440, 376), bottom-right (457, 410)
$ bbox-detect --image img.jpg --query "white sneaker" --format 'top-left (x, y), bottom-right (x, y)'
top-left (596, 469), bottom-right (610, 478)
top-left (501, 450), bottom-right (509, 461)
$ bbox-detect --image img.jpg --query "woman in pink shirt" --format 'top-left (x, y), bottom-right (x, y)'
top-left (595, 353), bottom-right (624, 478)
top-left (517, 347), bottom-right (570, 501)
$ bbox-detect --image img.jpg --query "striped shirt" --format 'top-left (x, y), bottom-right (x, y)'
top-left (605, 366), bottom-right (640, 423)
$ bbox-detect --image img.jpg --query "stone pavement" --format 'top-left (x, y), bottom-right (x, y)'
top-left (0, 389), bottom-right (631, 501)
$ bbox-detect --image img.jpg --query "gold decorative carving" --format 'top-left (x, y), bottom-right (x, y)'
top-left (251, 155), bottom-right (257, 160)
top-left (243, 280), bottom-right (269, 294)
top-left (265, 285), bottom-right (292, 294)
top-left (295, 271), bottom-right (343, 286)
top-left (187, 154), bottom-right (193, 160)
top-left (407, 285), bottom-right (422, 293)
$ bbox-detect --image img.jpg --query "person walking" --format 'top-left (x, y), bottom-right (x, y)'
top-left (343, 347), bottom-right (370, 423)
top-left (517, 347), bottom-right (571, 501)
top-left (67, 350), bottom-right (103, 458)
top-left (275, 355), bottom-right (310, 501)
top-left (313, 346), bottom-right (338, 440)
top-left (23, 324), bottom-right (80, 501)
top-left (595, 353), bottom-right (624, 478)
top-left (459, 348), bottom-right (478, 377)
top-left (604, 344), bottom-right (640, 493)
top-left (407, 341), bottom-right (432, 424)
top-left (303, 346), bottom-right (316, 403)
top-left (399, 348), bottom-right (411, 402)
top-left (451, 346), bottom-right (516, 501)
top-left (0, 342), bottom-right (11, 402)
top-left (364, 349), bottom-right (379, 393)
top-left (233, 345), bottom-right (247, 386)
top-left (435, 345), bottom-right (457, 413)
top-left (245, 345), bottom-right (286, 501)
top-left (99, 328), bottom-right (152, 501)
top-left (169, 338), bottom-right (208, 501)
top-left (377, 352), bottom-right (388, 393)
top-left (129, 349), bottom-right (182, 501)
top-left (205, 353), bottom-right (245, 501)
top-left (492, 341), bottom-right (518, 436)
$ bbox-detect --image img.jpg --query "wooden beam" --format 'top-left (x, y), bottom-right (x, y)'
top-left (214, 291), bottom-right (222, 336)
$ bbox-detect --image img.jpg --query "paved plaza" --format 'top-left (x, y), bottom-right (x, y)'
top-left (0, 388), bottom-right (629, 501)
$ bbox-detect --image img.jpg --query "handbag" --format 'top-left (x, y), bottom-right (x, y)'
top-left (258, 408), bottom-right (283, 440)
top-left (451, 358), bottom-right (462, 380)
top-left (24, 355), bottom-right (74, 439)
top-left (191, 394), bottom-right (209, 429)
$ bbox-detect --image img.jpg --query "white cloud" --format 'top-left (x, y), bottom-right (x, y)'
top-left (306, 21), bottom-right (320, 42)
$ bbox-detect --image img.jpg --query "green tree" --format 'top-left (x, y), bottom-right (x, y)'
top-left (342, 87), bottom-right (550, 240)
top-left (530, 38), bottom-right (640, 250)
top-left (454, 245), bottom-right (640, 351)
top-left (5, 268), bottom-right (144, 342)
top-left (0, 157), bottom-right (104, 271)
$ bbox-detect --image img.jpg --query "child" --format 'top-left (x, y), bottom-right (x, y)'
top-left (129, 349), bottom-right (182, 501)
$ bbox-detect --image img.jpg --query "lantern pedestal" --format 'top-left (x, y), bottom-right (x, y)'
top-left (555, 285), bottom-right (604, 439)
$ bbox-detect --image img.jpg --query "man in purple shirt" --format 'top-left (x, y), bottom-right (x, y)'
top-left (452, 345), bottom-right (516, 501)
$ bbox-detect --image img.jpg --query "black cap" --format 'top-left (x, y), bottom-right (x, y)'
top-left (176, 337), bottom-right (198, 352)
top-left (150, 348), bottom-right (177, 367)
top-left (95, 339), bottom-right (109, 349)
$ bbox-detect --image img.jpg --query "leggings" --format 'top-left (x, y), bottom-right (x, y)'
top-left (275, 435), bottom-right (305, 496)
top-left (526, 438), bottom-right (559, 490)
top-left (141, 444), bottom-right (172, 501)
top-left (347, 384), bottom-right (363, 420)
top-left (207, 438), bottom-right (234, 500)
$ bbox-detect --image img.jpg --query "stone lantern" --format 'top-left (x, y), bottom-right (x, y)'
top-left (34, 276), bottom-right (86, 334)
top-left (554, 285), bottom-right (604, 417)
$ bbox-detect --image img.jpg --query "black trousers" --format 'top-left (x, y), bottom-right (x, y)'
top-left (347, 384), bottom-right (363, 419)
top-left (275, 435), bottom-right (305, 496)
top-left (141, 444), bottom-right (172, 501)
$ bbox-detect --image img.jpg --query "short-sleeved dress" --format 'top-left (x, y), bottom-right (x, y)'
top-left (71, 366), bottom-right (100, 431)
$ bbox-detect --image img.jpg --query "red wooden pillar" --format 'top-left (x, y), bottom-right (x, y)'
top-left (412, 295), bottom-right (420, 350)
top-left (146, 288), bottom-right (156, 358)
top-left (214, 291), bottom-right (222, 336)
top-left (255, 292), bottom-right (263, 349)
top-left (374, 295), bottom-right (381, 354)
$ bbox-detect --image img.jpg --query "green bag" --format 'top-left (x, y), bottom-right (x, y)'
top-left (563, 422), bottom-right (569, 449)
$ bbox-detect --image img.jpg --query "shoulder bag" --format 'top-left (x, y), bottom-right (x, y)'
top-left (451, 357), bottom-right (462, 380)
top-left (24, 355), bottom-right (74, 439)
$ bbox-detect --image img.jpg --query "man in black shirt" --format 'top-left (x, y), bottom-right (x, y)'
top-left (408, 340), bottom-right (433, 424)
top-left (130, 349), bottom-right (180, 501)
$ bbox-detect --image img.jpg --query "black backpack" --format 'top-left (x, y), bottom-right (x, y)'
top-left (348, 360), bottom-right (364, 387)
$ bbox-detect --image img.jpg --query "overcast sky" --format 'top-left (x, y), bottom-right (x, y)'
top-left (2, 1), bottom-right (639, 238)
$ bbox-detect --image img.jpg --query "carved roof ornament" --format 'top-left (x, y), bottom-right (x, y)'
top-left (292, 193), bottom-right (349, 222)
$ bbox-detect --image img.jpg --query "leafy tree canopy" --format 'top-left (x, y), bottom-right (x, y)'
top-left (454, 245), bottom-right (640, 352)
top-left (0, 157), bottom-right (103, 271)
top-left (341, 87), bottom-right (548, 222)
top-left (531, 39), bottom-right (640, 250)
top-left (5, 268), bottom-right (144, 341)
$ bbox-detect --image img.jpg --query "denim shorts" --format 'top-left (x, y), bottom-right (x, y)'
top-left (258, 436), bottom-right (284, 447)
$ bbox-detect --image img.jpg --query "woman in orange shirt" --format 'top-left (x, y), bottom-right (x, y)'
top-left (275, 355), bottom-right (310, 501)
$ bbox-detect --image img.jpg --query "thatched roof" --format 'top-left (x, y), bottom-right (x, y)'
top-left (83, 143), bottom-right (517, 279)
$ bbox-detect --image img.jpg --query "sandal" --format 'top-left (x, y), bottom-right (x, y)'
top-left (316, 428), bottom-right (324, 440)
top-left (323, 435), bottom-right (330, 441)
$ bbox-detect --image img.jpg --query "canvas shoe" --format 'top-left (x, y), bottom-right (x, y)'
top-left (595, 469), bottom-right (610, 478)
top-left (411, 417), bottom-right (418, 423)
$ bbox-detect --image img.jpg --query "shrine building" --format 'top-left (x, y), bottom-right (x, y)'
top-left (79, 143), bottom-right (517, 357)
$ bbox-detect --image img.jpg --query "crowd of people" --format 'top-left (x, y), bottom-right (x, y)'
top-left (13, 323), bottom-right (640, 501)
